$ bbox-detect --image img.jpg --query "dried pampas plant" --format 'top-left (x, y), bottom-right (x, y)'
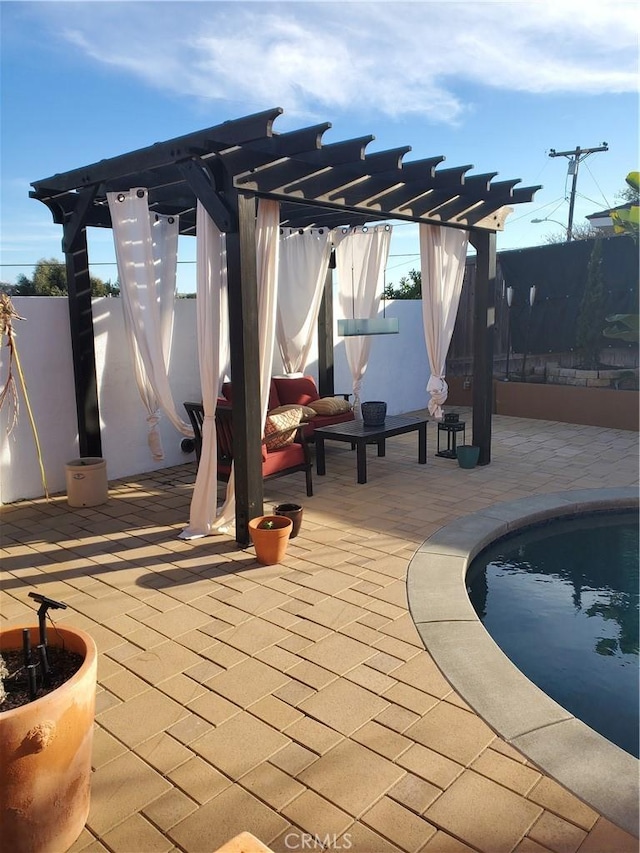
top-left (0, 294), bottom-right (49, 498)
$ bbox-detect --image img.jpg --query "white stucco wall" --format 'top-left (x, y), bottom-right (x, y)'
top-left (1, 297), bottom-right (430, 504)
top-left (1, 297), bottom-right (202, 504)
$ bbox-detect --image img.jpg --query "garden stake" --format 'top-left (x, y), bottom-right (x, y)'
top-left (37, 644), bottom-right (51, 686)
top-left (27, 663), bottom-right (38, 701)
top-left (28, 592), bottom-right (67, 647)
top-left (22, 628), bottom-right (31, 670)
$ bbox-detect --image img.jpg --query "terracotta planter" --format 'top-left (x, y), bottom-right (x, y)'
top-left (0, 625), bottom-right (97, 853)
top-left (249, 515), bottom-right (293, 565)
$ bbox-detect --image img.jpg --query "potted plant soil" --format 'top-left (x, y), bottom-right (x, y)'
top-left (248, 515), bottom-right (293, 565)
top-left (0, 594), bottom-right (97, 853)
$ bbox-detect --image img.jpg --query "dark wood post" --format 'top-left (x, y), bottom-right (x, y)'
top-left (317, 259), bottom-right (335, 396)
top-left (225, 192), bottom-right (264, 545)
top-left (469, 230), bottom-right (497, 465)
top-left (62, 221), bottom-right (102, 457)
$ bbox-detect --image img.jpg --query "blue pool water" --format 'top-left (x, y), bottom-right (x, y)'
top-left (466, 511), bottom-right (639, 757)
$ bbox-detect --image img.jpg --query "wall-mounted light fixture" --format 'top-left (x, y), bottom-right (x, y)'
top-left (337, 317), bottom-right (399, 336)
top-left (504, 285), bottom-right (514, 380)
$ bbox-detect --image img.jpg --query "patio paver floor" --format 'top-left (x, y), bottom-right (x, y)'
top-left (1, 410), bottom-right (638, 853)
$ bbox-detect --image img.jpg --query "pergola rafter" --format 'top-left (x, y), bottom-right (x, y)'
top-left (30, 107), bottom-right (540, 543)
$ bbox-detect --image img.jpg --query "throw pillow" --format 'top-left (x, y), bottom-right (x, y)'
top-left (264, 409), bottom-right (302, 451)
top-left (269, 404), bottom-right (317, 421)
top-left (308, 397), bottom-right (353, 416)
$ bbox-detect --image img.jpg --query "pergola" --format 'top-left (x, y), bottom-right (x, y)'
top-left (31, 107), bottom-right (540, 543)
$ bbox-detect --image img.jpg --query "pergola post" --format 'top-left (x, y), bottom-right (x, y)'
top-left (62, 221), bottom-right (102, 458)
top-left (225, 192), bottom-right (264, 545)
top-left (470, 230), bottom-right (497, 465)
top-left (317, 260), bottom-right (335, 396)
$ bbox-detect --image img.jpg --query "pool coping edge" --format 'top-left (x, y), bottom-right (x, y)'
top-left (407, 487), bottom-right (639, 838)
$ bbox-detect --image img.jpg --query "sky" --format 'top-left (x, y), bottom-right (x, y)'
top-left (1, 0), bottom-right (638, 292)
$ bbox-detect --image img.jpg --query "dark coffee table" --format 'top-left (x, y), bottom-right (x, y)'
top-left (314, 415), bottom-right (428, 484)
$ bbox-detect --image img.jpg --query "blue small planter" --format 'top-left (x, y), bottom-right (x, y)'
top-left (456, 445), bottom-right (480, 469)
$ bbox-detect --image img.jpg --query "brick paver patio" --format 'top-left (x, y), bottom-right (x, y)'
top-left (1, 410), bottom-right (638, 853)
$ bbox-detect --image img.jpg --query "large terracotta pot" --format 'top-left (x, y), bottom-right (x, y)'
top-left (248, 515), bottom-right (293, 565)
top-left (0, 625), bottom-right (97, 853)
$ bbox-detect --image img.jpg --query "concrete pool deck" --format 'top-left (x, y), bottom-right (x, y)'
top-left (407, 488), bottom-right (639, 836)
top-left (1, 410), bottom-right (638, 852)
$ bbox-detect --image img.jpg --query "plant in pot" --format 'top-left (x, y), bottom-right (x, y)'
top-left (0, 593), bottom-right (97, 853)
top-left (248, 515), bottom-right (293, 565)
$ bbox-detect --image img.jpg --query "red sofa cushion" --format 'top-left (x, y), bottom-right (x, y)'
top-left (272, 376), bottom-right (320, 407)
top-left (261, 443), bottom-right (306, 476)
top-left (218, 441), bottom-right (305, 473)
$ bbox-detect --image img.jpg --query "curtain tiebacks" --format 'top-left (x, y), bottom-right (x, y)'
top-left (146, 412), bottom-right (165, 460)
top-left (427, 375), bottom-right (449, 420)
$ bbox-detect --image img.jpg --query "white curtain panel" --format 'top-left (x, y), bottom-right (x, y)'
top-left (181, 197), bottom-right (280, 539)
top-left (335, 225), bottom-right (392, 413)
top-left (216, 198), bottom-right (279, 535)
top-left (181, 202), bottom-right (230, 539)
top-left (420, 224), bottom-right (469, 419)
top-left (256, 199), bottom-right (282, 426)
top-left (108, 189), bottom-right (192, 461)
top-left (276, 227), bottom-right (332, 374)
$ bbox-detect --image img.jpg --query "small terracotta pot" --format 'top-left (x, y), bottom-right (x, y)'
top-left (249, 516), bottom-right (293, 565)
top-left (0, 625), bottom-right (97, 853)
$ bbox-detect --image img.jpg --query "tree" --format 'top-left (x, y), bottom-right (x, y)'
top-left (611, 172), bottom-right (639, 241)
top-left (543, 223), bottom-right (600, 244)
top-left (13, 259), bottom-right (119, 297)
top-left (383, 268), bottom-right (421, 299)
top-left (615, 171), bottom-right (640, 205)
top-left (575, 240), bottom-right (606, 369)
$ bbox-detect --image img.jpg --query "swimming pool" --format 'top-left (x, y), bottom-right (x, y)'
top-left (407, 488), bottom-right (639, 835)
top-left (466, 511), bottom-right (639, 758)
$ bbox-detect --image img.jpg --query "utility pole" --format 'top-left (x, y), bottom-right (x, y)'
top-left (548, 144), bottom-right (608, 241)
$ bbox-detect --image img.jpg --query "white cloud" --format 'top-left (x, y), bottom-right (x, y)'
top-left (28, 1), bottom-right (640, 123)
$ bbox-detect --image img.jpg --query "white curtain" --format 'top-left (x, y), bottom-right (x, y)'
top-left (180, 198), bottom-right (280, 539)
top-left (276, 228), bottom-right (332, 374)
top-left (420, 224), bottom-right (469, 419)
top-left (256, 200), bottom-right (281, 426)
top-left (108, 189), bottom-right (192, 460)
top-left (335, 225), bottom-right (392, 413)
top-left (181, 202), bottom-right (230, 539)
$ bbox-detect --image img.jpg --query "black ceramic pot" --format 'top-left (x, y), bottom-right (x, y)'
top-left (274, 503), bottom-right (303, 538)
top-left (361, 401), bottom-right (387, 427)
